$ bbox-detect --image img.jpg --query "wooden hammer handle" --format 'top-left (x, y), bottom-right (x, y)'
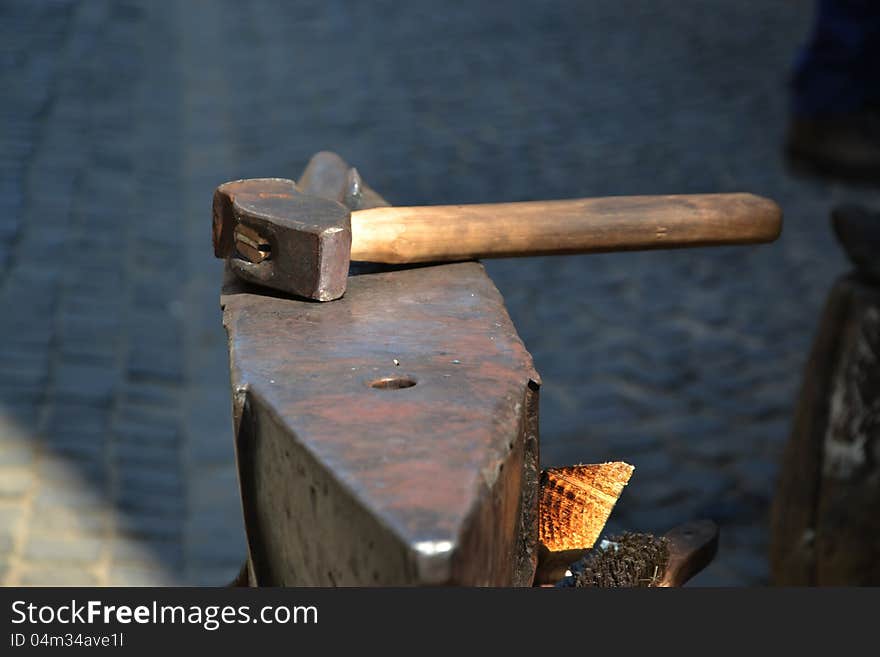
top-left (350, 193), bottom-right (781, 264)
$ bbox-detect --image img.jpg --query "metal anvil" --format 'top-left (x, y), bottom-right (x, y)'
top-left (222, 152), bottom-right (541, 585)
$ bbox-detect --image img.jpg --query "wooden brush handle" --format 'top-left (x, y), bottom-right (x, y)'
top-left (658, 519), bottom-right (719, 587)
top-left (350, 193), bottom-right (781, 264)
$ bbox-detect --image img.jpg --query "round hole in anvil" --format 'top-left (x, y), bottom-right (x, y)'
top-left (369, 376), bottom-right (417, 390)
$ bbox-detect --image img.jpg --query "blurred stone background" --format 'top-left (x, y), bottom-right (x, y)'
top-left (1, 0), bottom-right (878, 586)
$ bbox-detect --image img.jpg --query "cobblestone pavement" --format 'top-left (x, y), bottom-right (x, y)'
top-left (1, 0), bottom-right (879, 586)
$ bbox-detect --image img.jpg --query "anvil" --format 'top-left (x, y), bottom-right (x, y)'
top-left (222, 153), bottom-right (542, 585)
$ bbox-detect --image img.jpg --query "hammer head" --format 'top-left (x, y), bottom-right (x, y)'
top-left (213, 178), bottom-right (352, 301)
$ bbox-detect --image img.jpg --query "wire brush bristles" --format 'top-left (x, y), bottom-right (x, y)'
top-left (561, 532), bottom-right (670, 588)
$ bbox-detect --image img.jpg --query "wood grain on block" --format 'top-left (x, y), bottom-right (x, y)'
top-left (534, 462), bottom-right (633, 585)
top-left (539, 462), bottom-right (634, 552)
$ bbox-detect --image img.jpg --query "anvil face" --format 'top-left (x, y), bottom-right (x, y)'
top-left (213, 178), bottom-right (352, 301)
top-left (222, 262), bottom-right (541, 586)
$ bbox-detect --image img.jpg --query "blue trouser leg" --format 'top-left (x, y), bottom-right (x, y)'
top-left (791, 0), bottom-right (880, 118)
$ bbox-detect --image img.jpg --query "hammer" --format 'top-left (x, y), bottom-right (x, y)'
top-left (213, 170), bottom-right (782, 301)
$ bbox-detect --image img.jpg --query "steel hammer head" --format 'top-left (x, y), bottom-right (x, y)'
top-left (213, 178), bottom-right (352, 301)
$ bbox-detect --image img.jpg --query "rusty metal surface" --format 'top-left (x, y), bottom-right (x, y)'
top-left (213, 178), bottom-right (352, 301)
top-left (223, 263), bottom-right (541, 585)
top-left (298, 150), bottom-right (386, 211)
top-left (222, 152), bottom-right (541, 585)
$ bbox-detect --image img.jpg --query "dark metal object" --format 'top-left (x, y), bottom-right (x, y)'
top-left (298, 150), bottom-right (386, 211)
top-left (831, 204), bottom-right (880, 284)
top-left (223, 153), bottom-right (541, 585)
top-left (213, 177), bottom-right (352, 301)
top-left (771, 205), bottom-right (880, 585)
